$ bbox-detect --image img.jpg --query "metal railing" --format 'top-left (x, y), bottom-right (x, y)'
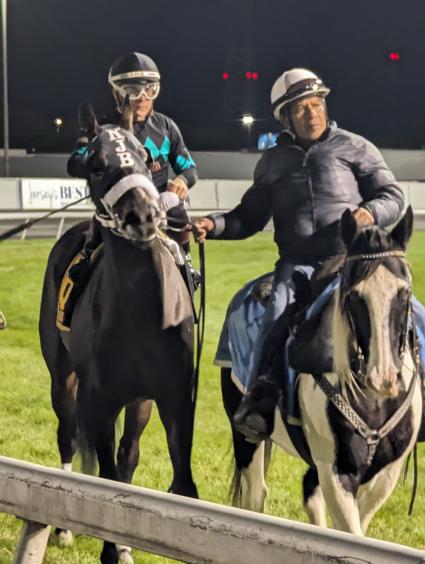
top-left (0, 456), bottom-right (424, 564)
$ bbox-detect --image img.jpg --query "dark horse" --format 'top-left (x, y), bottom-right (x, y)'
top-left (39, 104), bottom-right (197, 563)
top-left (222, 208), bottom-right (423, 534)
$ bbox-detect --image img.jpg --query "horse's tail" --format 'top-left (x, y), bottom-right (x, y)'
top-left (230, 439), bottom-right (273, 507)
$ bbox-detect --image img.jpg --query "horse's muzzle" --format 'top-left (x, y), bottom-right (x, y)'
top-left (367, 366), bottom-right (399, 398)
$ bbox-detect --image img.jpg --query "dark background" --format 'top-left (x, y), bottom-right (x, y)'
top-left (2, 0), bottom-right (425, 152)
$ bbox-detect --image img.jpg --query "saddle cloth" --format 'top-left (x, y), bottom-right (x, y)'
top-left (215, 272), bottom-right (425, 416)
top-left (56, 236), bottom-right (193, 334)
top-left (56, 251), bottom-right (86, 332)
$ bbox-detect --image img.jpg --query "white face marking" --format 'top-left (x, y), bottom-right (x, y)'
top-left (352, 264), bottom-right (409, 396)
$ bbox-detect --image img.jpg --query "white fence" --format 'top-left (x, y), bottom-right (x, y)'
top-left (1, 456), bottom-right (424, 564)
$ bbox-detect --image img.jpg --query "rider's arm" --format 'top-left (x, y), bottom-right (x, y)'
top-left (168, 119), bottom-right (198, 188)
top-left (353, 138), bottom-right (404, 228)
top-left (207, 155), bottom-right (273, 240)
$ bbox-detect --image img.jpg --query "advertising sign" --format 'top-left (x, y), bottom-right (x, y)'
top-left (20, 179), bottom-right (93, 209)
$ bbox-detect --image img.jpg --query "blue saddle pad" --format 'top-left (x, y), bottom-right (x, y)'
top-left (215, 274), bottom-right (425, 395)
top-left (215, 273), bottom-right (272, 392)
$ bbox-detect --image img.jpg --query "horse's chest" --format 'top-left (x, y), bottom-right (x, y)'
top-left (329, 402), bottom-right (414, 483)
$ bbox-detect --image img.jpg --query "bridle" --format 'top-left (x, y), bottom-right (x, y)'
top-left (94, 173), bottom-right (164, 245)
top-left (314, 249), bottom-right (421, 465)
top-left (342, 250), bottom-right (413, 385)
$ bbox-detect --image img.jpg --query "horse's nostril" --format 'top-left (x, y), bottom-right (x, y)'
top-left (125, 211), bottom-right (140, 226)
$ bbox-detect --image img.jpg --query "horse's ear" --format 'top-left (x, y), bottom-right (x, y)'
top-left (390, 205), bottom-right (413, 248)
top-left (78, 102), bottom-right (100, 141)
top-left (340, 208), bottom-right (359, 246)
top-left (120, 95), bottom-right (133, 131)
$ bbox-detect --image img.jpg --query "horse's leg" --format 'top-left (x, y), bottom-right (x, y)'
top-left (303, 467), bottom-right (327, 527)
top-left (51, 365), bottom-right (78, 546)
top-left (117, 399), bottom-right (153, 483)
top-left (78, 380), bottom-right (123, 564)
top-left (235, 439), bottom-right (268, 512)
top-left (156, 389), bottom-right (198, 498)
top-left (222, 368), bottom-right (268, 512)
top-left (357, 457), bottom-right (405, 534)
top-left (316, 461), bottom-right (363, 534)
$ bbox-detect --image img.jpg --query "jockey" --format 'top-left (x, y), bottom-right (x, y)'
top-left (194, 68), bottom-right (407, 441)
top-left (65, 52), bottom-right (200, 323)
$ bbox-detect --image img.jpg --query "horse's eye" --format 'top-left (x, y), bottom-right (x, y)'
top-left (397, 288), bottom-right (409, 301)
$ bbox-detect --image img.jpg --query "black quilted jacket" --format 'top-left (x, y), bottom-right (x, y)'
top-left (208, 123), bottom-right (404, 261)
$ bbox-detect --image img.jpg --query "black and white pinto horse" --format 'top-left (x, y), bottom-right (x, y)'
top-left (39, 104), bottom-right (197, 563)
top-left (222, 208), bottom-right (423, 535)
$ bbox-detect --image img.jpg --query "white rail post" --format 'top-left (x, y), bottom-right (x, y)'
top-left (13, 520), bottom-right (51, 564)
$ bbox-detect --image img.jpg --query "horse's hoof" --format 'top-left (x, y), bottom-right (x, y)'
top-left (54, 528), bottom-right (74, 546)
top-left (118, 545), bottom-right (133, 564)
top-left (0, 311), bottom-right (7, 330)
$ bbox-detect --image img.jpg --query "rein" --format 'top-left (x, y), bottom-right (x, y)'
top-left (192, 242), bottom-right (206, 404)
top-left (0, 195), bottom-right (90, 242)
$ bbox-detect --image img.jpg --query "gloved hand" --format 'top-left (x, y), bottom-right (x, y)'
top-left (77, 101), bottom-right (100, 142)
top-left (167, 176), bottom-right (189, 199)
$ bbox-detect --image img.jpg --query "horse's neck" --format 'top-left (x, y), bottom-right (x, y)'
top-left (101, 231), bottom-right (159, 292)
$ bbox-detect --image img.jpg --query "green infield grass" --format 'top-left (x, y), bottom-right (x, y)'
top-left (0, 232), bottom-right (423, 563)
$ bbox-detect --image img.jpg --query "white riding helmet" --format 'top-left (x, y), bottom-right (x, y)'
top-left (271, 68), bottom-right (330, 121)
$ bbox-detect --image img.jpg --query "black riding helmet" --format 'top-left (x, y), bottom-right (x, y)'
top-left (108, 52), bottom-right (161, 102)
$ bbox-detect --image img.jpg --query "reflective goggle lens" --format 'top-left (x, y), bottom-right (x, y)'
top-left (119, 81), bottom-right (160, 100)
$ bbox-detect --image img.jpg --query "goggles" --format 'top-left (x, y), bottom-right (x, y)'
top-left (113, 80), bottom-right (160, 101)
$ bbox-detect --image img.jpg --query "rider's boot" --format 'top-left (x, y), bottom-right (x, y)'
top-left (168, 226), bottom-right (202, 292)
top-left (232, 298), bottom-right (306, 443)
top-left (182, 243), bottom-right (202, 291)
top-left (233, 374), bottom-right (280, 443)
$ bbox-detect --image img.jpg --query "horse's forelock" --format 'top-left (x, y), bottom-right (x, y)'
top-left (341, 225), bottom-right (408, 300)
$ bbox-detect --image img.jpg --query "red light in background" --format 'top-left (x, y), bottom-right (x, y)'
top-left (245, 71), bottom-right (252, 79)
top-left (252, 72), bottom-right (259, 80)
top-left (388, 51), bottom-right (400, 61)
top-left (222, 72), bottom-right (230, 80)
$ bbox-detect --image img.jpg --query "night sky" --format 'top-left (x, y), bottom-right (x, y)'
top-left (3, 0), bottom-right (425, 151)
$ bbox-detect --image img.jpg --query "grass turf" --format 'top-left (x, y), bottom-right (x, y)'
top-left (0, 232), bottom-right (423, 563)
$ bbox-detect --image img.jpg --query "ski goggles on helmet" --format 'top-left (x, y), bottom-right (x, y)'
top-left (112, 79), bottom-right (160, 101)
